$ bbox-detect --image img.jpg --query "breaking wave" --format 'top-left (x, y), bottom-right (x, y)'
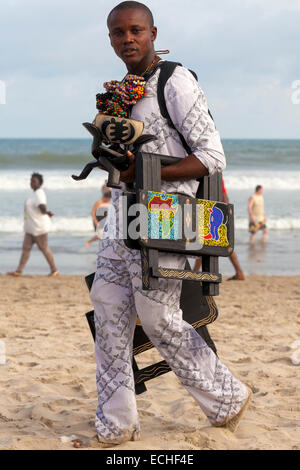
top-left (1, 216), bottom-right (300, 233)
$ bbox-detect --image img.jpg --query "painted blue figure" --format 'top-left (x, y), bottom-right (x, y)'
top-left (203, 206), bottom-right (224, 241)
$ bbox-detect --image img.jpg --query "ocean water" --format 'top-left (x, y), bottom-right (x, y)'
top-left (0, 138), bottom-right (299, 276)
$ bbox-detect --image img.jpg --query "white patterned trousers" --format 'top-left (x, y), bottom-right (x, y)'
top-left (90, 241), bottom-right (248, 441)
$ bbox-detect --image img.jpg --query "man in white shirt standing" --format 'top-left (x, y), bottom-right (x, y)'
top-left (7, 172), bottom-right (59, 277)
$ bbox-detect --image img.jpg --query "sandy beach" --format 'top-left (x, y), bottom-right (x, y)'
top-left (0, 273), bottom-right (299, 450)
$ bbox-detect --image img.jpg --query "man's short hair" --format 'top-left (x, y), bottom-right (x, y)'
top-left (255, 185), bottom-right (262, 192)
top-left (107, 1), bottom-right (154, 27)
top-left (31, 172), bottom-right (43, 186)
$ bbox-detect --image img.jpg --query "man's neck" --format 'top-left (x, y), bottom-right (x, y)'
top-left (126, 51), bottom-right (156, 75)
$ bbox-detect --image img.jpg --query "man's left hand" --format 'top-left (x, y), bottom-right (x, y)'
top-left (120, 151), bottom-right (136, 183)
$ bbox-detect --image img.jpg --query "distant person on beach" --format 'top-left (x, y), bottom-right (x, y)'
top-left (7, 173), bottom-right (59, 277)
top-left (248, 185), bottom-right (267, 244)
top-left (86, 184), bottom-right (111, 248)
top-left (194, 179), bottom-right (246, 280)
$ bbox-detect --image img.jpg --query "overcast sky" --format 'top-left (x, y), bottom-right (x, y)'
top-left (0, 0), bottom-right (299, 138)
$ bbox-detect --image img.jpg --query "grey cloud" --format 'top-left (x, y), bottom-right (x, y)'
top-left (0, 0), bottom-right (299, 137)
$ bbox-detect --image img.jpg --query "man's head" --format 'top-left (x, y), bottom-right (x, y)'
top-left (31, 172), bottom-right (43, 190)
top-left (107, 1), bottom-right (157, 74)
top-left (255, 185), bottom-right (263, 194)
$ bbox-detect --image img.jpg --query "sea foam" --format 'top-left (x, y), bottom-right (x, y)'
top-left (0, 170), bottom-right (300, 191)
top-left (1, 216), bottom-right (299, 233)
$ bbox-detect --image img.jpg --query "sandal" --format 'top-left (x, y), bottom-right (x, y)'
top-left (97, 430), bottom-right (140, 448)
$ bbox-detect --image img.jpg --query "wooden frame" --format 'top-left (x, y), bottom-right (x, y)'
top-left (124, 151), bottom-right (234, 295)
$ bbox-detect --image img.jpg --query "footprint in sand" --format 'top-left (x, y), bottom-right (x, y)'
top-left (290, 340), bottom-right (300, 365)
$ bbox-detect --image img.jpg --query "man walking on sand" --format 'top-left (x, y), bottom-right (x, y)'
top-left (248, 185), bottom-right (267, 244)
top-left (89, 1), bottom-right (252, 447)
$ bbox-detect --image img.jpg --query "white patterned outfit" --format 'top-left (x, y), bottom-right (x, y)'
top-left (90, 63), bottom-right (248, 442)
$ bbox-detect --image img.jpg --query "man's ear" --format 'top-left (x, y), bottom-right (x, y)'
top-left (151, 26), bottom-right (157, 41)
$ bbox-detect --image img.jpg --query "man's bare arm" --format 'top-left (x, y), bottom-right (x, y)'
top-left (38, 204), bottom-right (54, 217)
top-left (161, 154), bottom-right (208, 180)
top-left (120, 152), bottom-right (208, 183)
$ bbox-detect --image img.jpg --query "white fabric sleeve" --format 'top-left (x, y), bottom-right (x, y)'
top-left (35, 188), bottom-right (47, 206)
top-left (164, 66), bottom-right (226, 175)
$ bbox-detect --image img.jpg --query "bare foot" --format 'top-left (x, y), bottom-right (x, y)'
top-left (48, 270), bottom-right (59, 277)
top-left (227, 272), bottom-right (246, 281)
top-left (7, 271), bottom-right (22, 277)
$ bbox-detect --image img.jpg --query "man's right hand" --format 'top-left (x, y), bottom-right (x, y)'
top-left (119, 151), bottom-right (136, 183)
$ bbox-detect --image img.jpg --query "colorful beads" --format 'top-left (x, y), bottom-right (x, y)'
top-left (96, 74), bottom-right (147, 118)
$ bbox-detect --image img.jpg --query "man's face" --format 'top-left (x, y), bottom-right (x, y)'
top-left (30, 177), bottom-right (40, 190)
top-left (108, 8), bottom-right (157, 71)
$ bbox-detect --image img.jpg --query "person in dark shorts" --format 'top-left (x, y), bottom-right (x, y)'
top-left (7, 173), bottom-right (58, 277)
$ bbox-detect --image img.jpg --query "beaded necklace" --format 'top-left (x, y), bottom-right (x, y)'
top-left (96, 55), bottom-right (160, 118)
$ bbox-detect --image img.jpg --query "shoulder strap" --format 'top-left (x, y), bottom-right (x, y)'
top-left (157, 61), bottom-right (180, 127)
top-left (156, 61), bottom-right (215, 197)
top-left (157, 61), bottom-right (214, 154)
top-left (157, 61), bottom-right (192, 154)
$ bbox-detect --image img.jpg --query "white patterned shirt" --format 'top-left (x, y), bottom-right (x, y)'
top-left (131, 62), bottom-right (226, 198)
top-left (100, 62), bottom-right (226, 256)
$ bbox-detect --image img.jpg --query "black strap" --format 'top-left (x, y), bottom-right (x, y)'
top-left (157, 61), bottom-right (192, 154)
top-left (156, 61), bottom-right (213, 198)
top-left (156, 61), bottom-right (214, 155)
top-left (157, 61), bottom-right (180, 127)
